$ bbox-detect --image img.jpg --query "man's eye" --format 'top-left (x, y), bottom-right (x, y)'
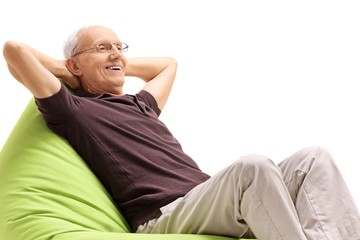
top-left (97, 44), bottom-right (107, 51)
top-left (115, 44), bottom-right (122, 51)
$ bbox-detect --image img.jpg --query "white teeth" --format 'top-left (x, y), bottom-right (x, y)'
top-left (107, 66), bottom-right (122, 70)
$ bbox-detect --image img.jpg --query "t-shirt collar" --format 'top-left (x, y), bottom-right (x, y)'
top-left (74, 88), bottom-right (107, 99)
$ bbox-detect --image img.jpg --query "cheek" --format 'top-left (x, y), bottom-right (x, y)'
top-left (122, 57), bottom-right (128, 68)
top-left (81, 70), bottom-right (103, 90)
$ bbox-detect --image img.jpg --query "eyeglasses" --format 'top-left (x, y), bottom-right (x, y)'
top-left (72, 42), bottom-right (129, 57)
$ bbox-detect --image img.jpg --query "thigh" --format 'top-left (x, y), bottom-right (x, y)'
top-left (150, 159), bottom-right (254, 238)
top-left (147, 154), bottom-right (307, 239)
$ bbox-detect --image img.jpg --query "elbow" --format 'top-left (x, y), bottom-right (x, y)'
top-left (3, 41), bottom-right (29, 85)
top-left (167, 57), bottom-right (178, 71)
top-left (3, 41), bottom-right (17, 58)
top-left (3, 41), bottom-right (24, 62)
top-left (168, 57), bottom-right (177, 66)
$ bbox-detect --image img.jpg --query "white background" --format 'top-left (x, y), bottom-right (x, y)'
top-left (1, 0), bottom-right (359, 208)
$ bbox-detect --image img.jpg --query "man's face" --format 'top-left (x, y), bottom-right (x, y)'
top-left (74, 26), bottom-right (127, 95)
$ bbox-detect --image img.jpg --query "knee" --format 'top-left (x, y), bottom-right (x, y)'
top-left (238, 154), bottom-right (274, 167)
top-left (311, 146), bottom-right (337, 169)
top-left (301, 145), bottom-right (327, 155)
top-left (281, 145), bottom-right (336, 173)
top-left (298, 145), bottom-right (334, 165)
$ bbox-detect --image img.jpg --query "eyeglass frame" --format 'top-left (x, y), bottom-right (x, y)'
top-left (71, 42), bottom-right (129, 57)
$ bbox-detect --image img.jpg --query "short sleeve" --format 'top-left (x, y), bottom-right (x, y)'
top-left (35, 84), bottom-right (81, 125)
top-left (136, 90), bottom-right (161, 116)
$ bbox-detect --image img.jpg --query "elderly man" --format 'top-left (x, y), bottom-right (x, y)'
top-left (3, 25), bottom-right (360, 240)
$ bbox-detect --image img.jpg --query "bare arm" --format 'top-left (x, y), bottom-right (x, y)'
top-left (3, 41), bottom-right (79, 99)
top-left (124, 57), bottom-right (177, 111)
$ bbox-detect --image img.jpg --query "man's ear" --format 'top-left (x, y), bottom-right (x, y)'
top-left (66, 58), bottom-right (82, 76)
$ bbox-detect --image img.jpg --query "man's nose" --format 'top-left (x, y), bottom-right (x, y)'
top-left (109, 44), bottom-right (124, 58)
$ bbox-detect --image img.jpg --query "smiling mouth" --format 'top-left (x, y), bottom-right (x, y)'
top-left (106, 66), bottom-right (122, 71)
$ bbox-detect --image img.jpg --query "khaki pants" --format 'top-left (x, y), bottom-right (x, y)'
top-left (137, 146), bottom-right (360, 240)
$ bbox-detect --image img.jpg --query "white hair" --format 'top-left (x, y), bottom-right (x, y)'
top-left (63, 26), bottom-right (89, 58)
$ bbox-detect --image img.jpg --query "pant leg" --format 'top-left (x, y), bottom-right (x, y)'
top-left (278, 146), bottom-right (360, 240)
top-left (140, 154), bottom-right (307, 240)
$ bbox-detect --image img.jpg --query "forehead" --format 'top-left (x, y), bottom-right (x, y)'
top-left (78, 26), bottom-right (121, 46)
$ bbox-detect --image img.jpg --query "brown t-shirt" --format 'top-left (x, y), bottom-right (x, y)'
top-left (35, 84), bottom-right (210, 231)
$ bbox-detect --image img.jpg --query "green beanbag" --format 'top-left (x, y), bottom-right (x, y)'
top-left (0, 99), bottom-right (253, 240)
